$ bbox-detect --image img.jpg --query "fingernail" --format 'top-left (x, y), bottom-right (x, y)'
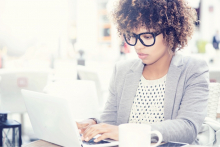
top-left (78, 129), bottom-right (81, 133)
top-left (94, 139), bottom-right (98, 142)
top-left (85, 137), bottom-right (89, 141)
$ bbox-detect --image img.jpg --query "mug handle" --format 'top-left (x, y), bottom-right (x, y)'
top-left (150, 131), bottom-right (163, 147)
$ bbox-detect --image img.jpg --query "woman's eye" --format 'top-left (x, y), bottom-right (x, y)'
top-left (143, 35), bottom-right (152, 39)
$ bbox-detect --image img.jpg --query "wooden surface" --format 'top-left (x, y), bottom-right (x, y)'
top-left (22, 140), bottom-right (208, 147)
top-left (22, 140), bottom-right (62, 147)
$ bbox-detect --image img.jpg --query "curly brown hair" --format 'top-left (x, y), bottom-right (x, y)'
top-left (111, 0), bottom-right (197, 52)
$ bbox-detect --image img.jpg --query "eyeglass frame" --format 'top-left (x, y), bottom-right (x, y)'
top-left (123, 32), bottom-right (162, 47)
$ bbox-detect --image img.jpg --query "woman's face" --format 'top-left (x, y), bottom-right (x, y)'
top-left (132, 27), bottom-right (169, 65)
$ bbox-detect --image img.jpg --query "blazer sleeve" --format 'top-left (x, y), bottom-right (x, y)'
top-left (98, 65), bottom-right (118, 125)
top-left (150, 59), bottom-right (209, 144)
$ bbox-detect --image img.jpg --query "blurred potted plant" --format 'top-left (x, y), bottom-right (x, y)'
top-left (197, 40), bottom-right (208, 53)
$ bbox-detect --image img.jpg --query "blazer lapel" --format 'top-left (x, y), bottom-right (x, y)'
top-left (164, 54), bottom-right (183, 120)
top-left (117, 60), bottom-right (144, 125)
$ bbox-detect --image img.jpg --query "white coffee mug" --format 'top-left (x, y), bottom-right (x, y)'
top-left (119, 123), bottom-right (162, 147)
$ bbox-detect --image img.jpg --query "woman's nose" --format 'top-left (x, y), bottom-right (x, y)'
top-left (135, 39), bottom-right (145, 50)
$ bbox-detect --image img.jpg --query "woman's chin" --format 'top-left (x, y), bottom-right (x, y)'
top-left (141, 60), bottom-right (152, 65)
top-left (141, 58), bottom-right (156, 66)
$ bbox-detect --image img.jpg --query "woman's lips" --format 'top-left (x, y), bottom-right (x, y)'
top-left (137, 53), bottom-right (148, 59)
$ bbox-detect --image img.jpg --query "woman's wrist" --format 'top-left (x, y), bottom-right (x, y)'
top-left (89, 118), bottom-right (97, 125)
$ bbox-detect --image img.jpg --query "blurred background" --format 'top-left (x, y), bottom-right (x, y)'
top-left (0, 0), bottom-right (220, 145)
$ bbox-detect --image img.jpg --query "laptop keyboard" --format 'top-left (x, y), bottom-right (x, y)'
top-left (83, 138), bottom-right (110, 145)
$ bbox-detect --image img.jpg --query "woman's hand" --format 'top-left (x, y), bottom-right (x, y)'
top-left (82, 123), bottom-right (119, 142)
top-left (76, 119), bottom-right (96, 134)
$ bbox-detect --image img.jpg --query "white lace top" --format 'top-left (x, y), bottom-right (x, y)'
top-left (129, 74), bottom-right (167, 124)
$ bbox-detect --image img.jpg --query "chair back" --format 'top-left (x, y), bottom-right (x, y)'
top-left (0, 70), bottom-right (49, 113)
top-left (207, 83), bottom-right (220, 120)
top-left (77, 65), bottom-right (103, 106)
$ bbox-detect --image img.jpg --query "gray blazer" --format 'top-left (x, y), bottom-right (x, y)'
top-left (99, 53), bottom-right (209, 144)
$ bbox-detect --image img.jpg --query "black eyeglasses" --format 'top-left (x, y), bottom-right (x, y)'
top-left (123, 32), bottom-right (161, 47)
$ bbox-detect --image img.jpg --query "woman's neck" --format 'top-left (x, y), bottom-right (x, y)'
top-left (142, 52), bottom-right (173, 80)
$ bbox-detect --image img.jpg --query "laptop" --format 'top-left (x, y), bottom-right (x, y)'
top-left (21, 89), bottom-right (119, 147)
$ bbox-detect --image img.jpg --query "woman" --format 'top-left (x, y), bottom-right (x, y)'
top-left (77, 0), bottom-right (209, 144)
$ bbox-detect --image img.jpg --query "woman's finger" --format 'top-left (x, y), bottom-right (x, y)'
top-left (80, 125), bottom-right (91, 134)
top-left (83, 125), bottom-right (107, 141)
top-left (82, 125), bottom-right (93, 136)
top-left (83, 125), bottom-right (97, 140)
top-left (84, 129), bottom-right (98, 141)
top-left (94, 133), bottom-right (109, 142)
